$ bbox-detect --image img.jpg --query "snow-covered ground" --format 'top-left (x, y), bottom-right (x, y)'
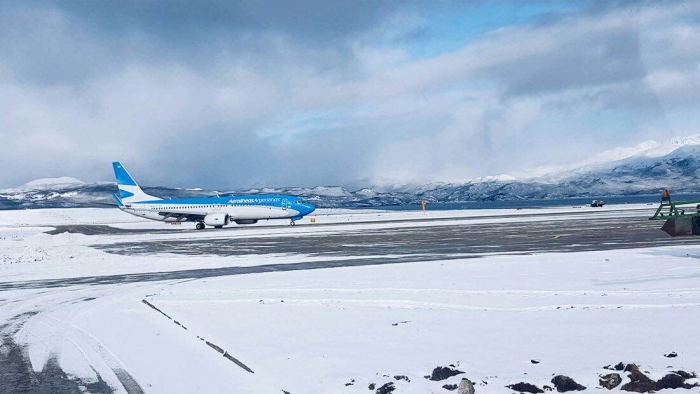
top-left (143, 248), bottom-right (700, 393)
top-left (1, 206), bottom-right (699, 393)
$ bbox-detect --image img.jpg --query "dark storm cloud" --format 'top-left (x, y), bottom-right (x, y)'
top-left (0, 0), bottom-right (397, 86)
top-left (0, 0), bottom-right (410, 90)
top-left (58, 0), bottom-right (393, 44)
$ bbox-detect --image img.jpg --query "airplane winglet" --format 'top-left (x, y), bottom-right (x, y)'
top-left (113, 193), bottom-right (124, 207)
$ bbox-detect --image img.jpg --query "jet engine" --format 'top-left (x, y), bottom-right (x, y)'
top-left (204, 213), bottom-right (230, 226)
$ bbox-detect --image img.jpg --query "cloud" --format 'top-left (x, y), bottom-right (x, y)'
top-left (0, 1), bottom-right (699, 188)
top-left (363, 1), bottom-right (700, 183)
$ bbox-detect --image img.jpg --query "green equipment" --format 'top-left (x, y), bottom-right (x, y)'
top-left (649, 190), bottom-right (700, 236)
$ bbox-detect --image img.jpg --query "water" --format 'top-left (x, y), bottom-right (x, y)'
top-left (380, 194), bottom-right (700, 211)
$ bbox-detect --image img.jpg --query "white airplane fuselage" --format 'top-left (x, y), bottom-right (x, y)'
top-left (120, 195), bottom-right (312, 224)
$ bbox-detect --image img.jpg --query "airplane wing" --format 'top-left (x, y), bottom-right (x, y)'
top-left (157, 210), bottom-right (207, 222)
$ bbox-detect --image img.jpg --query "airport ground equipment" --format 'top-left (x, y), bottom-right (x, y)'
top-left (649, 191), bottom-right (700, 236)
top-left (590, 200), bottom-right (605, 207)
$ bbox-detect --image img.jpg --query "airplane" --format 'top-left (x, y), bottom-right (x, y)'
top-left (112, 161), bottom-right (316, 229)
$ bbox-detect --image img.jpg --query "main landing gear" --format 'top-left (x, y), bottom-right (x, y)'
top-left (196, 222), bottom-right (205, 230)
top-left (289, 220), bottom-right (296, 226)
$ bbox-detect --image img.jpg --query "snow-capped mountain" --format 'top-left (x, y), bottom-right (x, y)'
top-left (418, 140), bottom-right (700, 202)
top-left (540, 134), bottom-right (700, 181)
top-left (3, 135), bottom-right (700, 210)
top-left (21, 177), bottom-right (85, 189)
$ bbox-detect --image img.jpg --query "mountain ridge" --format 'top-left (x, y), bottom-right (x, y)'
top-left (3, 138), bottom-right (700, 209)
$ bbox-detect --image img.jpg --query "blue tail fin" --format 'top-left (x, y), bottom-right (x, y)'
top-left (113, 162), bottom-right (138, 186)
top-left (112, 162), bottom-right (160, 203)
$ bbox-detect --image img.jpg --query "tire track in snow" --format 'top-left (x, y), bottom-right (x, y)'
top-left (6, 289), bottom-right (146, 394)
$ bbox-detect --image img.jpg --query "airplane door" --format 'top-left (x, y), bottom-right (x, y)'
top-left (282, 199), bottom-right (289, 210)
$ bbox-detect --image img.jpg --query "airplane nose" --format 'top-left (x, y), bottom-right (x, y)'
top-left (305, 204), bottom-right (316, 215)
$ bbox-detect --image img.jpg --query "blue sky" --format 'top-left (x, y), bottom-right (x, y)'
top-left (392, 1), bottom-right (581, 59)
top-left (1, 1), bottom-right (699, 189)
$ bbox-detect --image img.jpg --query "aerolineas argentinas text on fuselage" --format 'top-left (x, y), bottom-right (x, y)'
top-left (111, 162), bottom-right (315, 230)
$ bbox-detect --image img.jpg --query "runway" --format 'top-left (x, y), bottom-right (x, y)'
top-left (95, 215), bottom-right (686, 257)
top-left (3, 211), bottom-right (693, 290)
